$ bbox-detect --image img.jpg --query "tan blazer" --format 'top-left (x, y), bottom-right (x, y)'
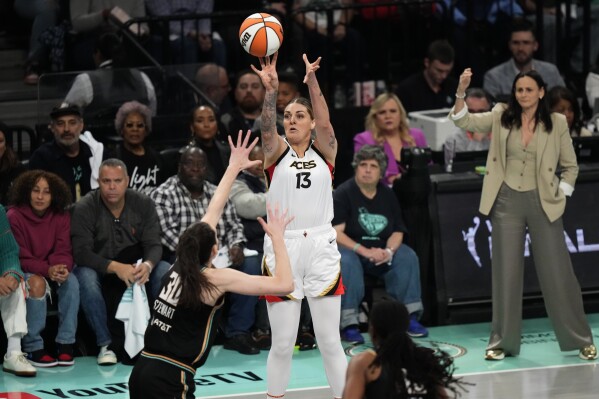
top-left (452, 104), bottom-right (578, 222)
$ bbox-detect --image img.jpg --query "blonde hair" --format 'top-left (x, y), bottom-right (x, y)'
top-left (365, 93), bottom-right (415, 147)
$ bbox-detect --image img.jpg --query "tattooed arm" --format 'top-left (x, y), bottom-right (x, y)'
top-left (302, 54), bottom-right (337, 164)
top-left (252, 52), bottom-right (285, 167)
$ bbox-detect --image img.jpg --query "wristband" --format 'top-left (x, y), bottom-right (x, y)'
top-left (352, 243), bottom-right (361, 252)
top-left (141, 261), bottom-right (153, 272)
top-left (455, 92), bottom-right (466, 99)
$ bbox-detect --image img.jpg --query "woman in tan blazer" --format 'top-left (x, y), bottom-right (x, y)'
top-left (450, 68), bottom-right (596, 361)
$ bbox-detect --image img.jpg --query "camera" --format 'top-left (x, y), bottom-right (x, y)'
top-left (400, 147), bottom-right (432, 170)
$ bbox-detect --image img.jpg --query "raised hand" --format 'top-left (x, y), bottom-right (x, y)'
top-left (302, 53), bottom-right (321, 84)
top-left (258, 203), bottom-right (294, 238)
top-left (227, 130), bottom-right (261, 171)
top-left (251, 52), bottom-right (279, 92)
top-left (458, 68), bottom-right (473, 94)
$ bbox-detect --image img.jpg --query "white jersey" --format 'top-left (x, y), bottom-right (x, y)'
top-left (265, 140), bottom-right (334, 230)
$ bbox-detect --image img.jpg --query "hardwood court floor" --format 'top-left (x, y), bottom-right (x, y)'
top-left (1, 314), bottom-right (598, 398)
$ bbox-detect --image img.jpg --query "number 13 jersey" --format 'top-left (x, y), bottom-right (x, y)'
top-left (265, 140), bottom-right (334, 230)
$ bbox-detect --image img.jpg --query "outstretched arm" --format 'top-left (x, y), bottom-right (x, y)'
top-left (303, 53), bottom-right (337, 164)
top-left (201, 131), bottom-right (261, 229)
top-left (252, 52), bottom-right (285, 166)
top-left (207, 203), bottom-right (294, 296)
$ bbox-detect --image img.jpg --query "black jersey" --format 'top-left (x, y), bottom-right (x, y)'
top-left (142, 262), bottom-right (224, 373)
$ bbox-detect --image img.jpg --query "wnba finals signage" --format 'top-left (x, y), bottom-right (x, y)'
top-left (432, 178), bottom-right (599, 302)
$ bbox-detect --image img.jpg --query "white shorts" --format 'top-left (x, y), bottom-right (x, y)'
top-left (263, 224), bottom-right (343, 301)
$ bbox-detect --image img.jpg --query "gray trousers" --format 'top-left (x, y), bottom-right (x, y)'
top-left (487, 183), bottom-right (593, 355)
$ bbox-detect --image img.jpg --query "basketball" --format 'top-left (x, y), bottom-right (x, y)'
top-left (239, 13), bottom-right (284, 57)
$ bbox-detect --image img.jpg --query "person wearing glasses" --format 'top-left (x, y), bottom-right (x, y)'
top-left (109, 101), bottom-right (166, 195)
top-left (71, 159), bottom-right (169, 366)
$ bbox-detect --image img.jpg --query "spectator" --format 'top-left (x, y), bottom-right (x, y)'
top-left (483, 19), bottom-right (565, 101)
top-left (14, 0), bottom-right (59, 84)
top-left (354, 93), bottom-right (428, 186)
top-left (145, 0), bottom-right (227, 66)
top-left (293, 0), bottom-right (365, 88)
top-left (342, 300), bottom-right (462, 399)
top-left (151, 145), bottom-right (262, 355)
top-left (443, 88), bottom-right (493, 164)
top-left (547, 86), bottom-right (592, 138)
top-left (0, 121), bottom-right (26, 205)
top-left (194, 63), bottom-right (232, 114)
top-left (0, 204), bottom-right (37, 377)
top-left (71, 159), bottom-right (168, 365)
top-left (395, 40), bottom-right (458, 113)
top-left (63, 32), bottom-right (157, 121)
top-left (586, 53), bottom-right (599, 113)
top-left (188, 104), bottom-right (230, 184)
top-left (333, 145), bottom-right (428, 344)
top-left (28, 105), bottom-right (104, 202)
top-left (69, 0), bottom-right (148, 70)
top-left (219, 69), bottom-right (265, 143)
top-left (109, 101), bottom-right (166, 195)
top-left (7, 171), bottom-right (78, 368)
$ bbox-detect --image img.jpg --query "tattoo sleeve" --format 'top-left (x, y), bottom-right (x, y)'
top-left (261, 91), bottom-right (277, 153)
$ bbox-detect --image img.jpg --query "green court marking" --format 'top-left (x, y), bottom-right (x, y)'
top-left (2, 314), bottom-right (597, 398)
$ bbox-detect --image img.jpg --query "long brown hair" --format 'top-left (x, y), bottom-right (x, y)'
top-left (9, 170), bottom-right (72, 212)
top-left (0, 128), bottom-right (20, 174)
top-left (175, 221), bottom-right (218, 309)
top-left (365, 93), bottom-right (415, 147)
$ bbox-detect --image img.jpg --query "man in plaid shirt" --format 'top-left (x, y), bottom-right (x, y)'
top-left (151, 145), bottom-right (262, 355)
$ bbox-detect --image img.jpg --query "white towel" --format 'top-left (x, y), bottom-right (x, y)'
top-left (115, 270), bottom-right (150, 358)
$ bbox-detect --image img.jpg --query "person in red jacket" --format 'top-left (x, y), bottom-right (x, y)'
top-left (7, 170), bottom-right (79, 368)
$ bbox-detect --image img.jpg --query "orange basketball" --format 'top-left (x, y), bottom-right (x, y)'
top-left (239, 13), bottom-right (284, 57)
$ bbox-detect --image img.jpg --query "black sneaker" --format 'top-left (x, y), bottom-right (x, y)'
top-left (27, 349), bottom-right (58, 368)
top-left (56, 344), bottom-right (75, 366)
top-left (296, 327), bottom-right (317, 351)
top-left (223, 334), bottom-right (260, 355)
top-left (252, 328), bottom-right (272, 350)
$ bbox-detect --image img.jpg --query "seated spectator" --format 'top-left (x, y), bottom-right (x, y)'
top-left (63, 32), bottom-right (157, 121)
top-left (145, 0), bottom-right (227, 66)
top-left (194, 63), bottom-right (233, 114)
top-left (0, 121), bottom-right (26, 205)
top-left (68, 0), bottom-right (148, 71)
top-left (108, 101), bottom-right (166, 195)
top-left (28, 105), bottom-right (104, 202)
top-left (71, 159), bottom-right (168, 365)
top-left (151, 146), bottom-right (262, 355)
top-left (188, 105), bottom-right (230, 184)
top-left (483, 19), bottom-right (564, 101)
top-left (342, 300), bottom-right (462, 399)
top-left (13, 0), bottom-right (59, 84)
top-left (0, 204), bottom-right (37, 377)
top-left (394, 40), bottom-right (458, 113)
top-left (220, 69), bottom-right (265, 143)
top-left (354, 93), bottom-right (428, 186)
top-left (229, 145), bottom-right (316, 351)
top-left (7, 171), bottom-right (78, 368)
top-left (443, 88), bottom-right (493, 164)
top-left (547, 86), bottom-right (592, 138)
top-left (333, 145), bottom-right (428, 344)
top-left (293, 0), bottom-right (365, 87)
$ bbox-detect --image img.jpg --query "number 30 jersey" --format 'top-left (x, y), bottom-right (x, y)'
top-left (265, 140), bottom-right (334, 230)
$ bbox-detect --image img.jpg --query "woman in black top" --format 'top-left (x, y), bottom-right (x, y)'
top-left (343, 300), bottom-right (462, 399)
top-left (0, 121), bottom-right (25, 206)
top-left (128, 132), bottom-right (294, 399)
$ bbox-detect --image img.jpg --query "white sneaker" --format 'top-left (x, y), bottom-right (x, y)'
top-left (3, 352), bottom-right (37, 377)
top-left (97, 346), bottom-right (117, 366)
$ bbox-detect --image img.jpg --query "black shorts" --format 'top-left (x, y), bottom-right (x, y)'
top-left (129, 355), bottom-right (195, 399)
